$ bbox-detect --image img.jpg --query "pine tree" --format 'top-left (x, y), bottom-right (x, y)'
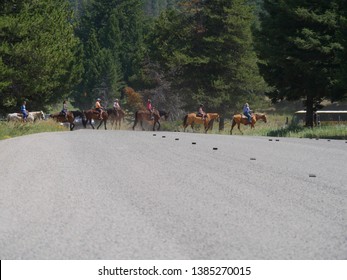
top-left (0, 0), bottom-right (81, 113)
top-left (256, 0), bottom-right (347, 126)
top-left (73, 0), bottom-right (145, 108)
top-left (148, 0), bottom-right (267, 113)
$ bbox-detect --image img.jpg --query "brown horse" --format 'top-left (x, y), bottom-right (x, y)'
top-left (107, 108), bottom-right (126, 130)
top-left (183, 113), bottom-right (220, 133)
top-left (50, 111), bottom-right (75, 131)
top-left (230, 113), bottom-right (267, 135)
top-left (132, 109), bottom-right (161, 131)
top-left (83, 109), bottom-right (108, 130)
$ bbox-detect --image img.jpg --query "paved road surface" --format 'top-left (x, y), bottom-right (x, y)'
top-left (0, 130), bottom-right (346, 259)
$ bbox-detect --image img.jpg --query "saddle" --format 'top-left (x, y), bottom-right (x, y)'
top-left (93, 109), bottom-right (103, 119)
top-left (241, 114), bottom-right (253, 123)
top-left (196, 113), bottom-right (206, 120)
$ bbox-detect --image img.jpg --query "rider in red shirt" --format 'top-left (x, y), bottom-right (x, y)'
top-left (146, 99), bottom-right (154, 120)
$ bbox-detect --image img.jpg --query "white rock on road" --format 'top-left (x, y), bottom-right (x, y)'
top-left (0, 130), bottom-right (346, 259)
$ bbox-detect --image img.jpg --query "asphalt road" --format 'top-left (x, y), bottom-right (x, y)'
top-left (0, 130), bottom-right (346, 259)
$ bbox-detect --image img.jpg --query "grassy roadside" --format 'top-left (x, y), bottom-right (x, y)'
top-left (160, 114), bottom-right (347, 140)
top-left (1, 113), bottom-right (346, 140)
top-left (0, 120), bottom-right (68, 140)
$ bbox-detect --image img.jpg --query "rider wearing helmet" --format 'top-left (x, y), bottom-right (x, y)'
top-left (113, 98), bottom-right (121, 117)
top-left (197, 104), bottom-right (206, 120)
top-left (95, 98), bottom-right (104, 120)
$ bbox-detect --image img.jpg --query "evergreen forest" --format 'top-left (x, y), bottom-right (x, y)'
top-left (1, 0), bottom-right (347, 127)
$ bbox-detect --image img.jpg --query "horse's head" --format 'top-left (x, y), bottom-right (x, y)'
top-left (261, 114), bottom-right (267, 123)
top-left (40, 111), bottom-right (45, 120)
top-left (208, 113), bottom-right (220, 122)
top-left (164, 111), bottom-right (170, 120)
top-left (256, 113), bottom-right (267, 123)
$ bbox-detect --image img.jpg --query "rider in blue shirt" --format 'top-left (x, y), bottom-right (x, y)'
top-left (243, 103), bottom-right (252, 124)
top-left (20, 101), bottom-right (28, 121)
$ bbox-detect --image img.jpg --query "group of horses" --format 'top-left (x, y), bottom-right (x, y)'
top-left (183, 112), bottom-right (267, 134)
top-left (49, 108), bottom-right (170, 131)
top-left (49, 109), bottom-right (127, 131)
top-left (7, 107), bottom-right (267, 134)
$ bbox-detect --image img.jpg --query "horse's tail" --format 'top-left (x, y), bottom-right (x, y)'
top-left (134, 111), bottom-right (138, 122)
top-left (183, 114), bottom-right (188, 126)
top-left (230, 114), bottom-right (234, 123)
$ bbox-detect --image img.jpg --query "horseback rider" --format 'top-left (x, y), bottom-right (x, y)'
top-left (113, 98), bottom-right (121, 117)
top-left (95, 98), bottom-right (104, 120)
top-left (197, 104), bottom-right (207, 120)
top-left (243, 103), bottom-right (252, 124)
top-left (20, 101), bottom-right (28, 122)
top-left (60, 100), bottom-right (68, 120)
top-left (146, 98), bottom-right (154, 120)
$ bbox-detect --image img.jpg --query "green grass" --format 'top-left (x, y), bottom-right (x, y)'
top-left (0, 120), bottom-right (68, 140)
top-left (163, 114), bottom-right (347, 140)
top-left (1, 113), bottom-right (346, 140)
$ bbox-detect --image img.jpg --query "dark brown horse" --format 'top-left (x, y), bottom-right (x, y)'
top-left (183, 113), bottom-right (220, 133)
top-left (83, 109), bottom-right (108, 130)
top-left (107, 108), bottom-right (126, 130)
top-left (132, 109), bottom-right (161, 131)
top-left (50, 111), bottom-right (75, 131)
top-left (159, 110), bottom-right (170, 120)
top-left (230, 113), bottom-right (267, 135)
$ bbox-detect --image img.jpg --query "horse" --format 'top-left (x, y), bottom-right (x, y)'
top-left (107, 108), bottom-right (126, 130)
top-left (29, 111), bottom-right (45, 121)
top-left (183, 112), bottom-right (220, 133)
top-left (159, 110), bottom-right (170, 121)
top-left (71, 110), bottom-right (87, 127)
top-left (71, 110), bottom-right (84, 119)
top-left (230, 113), bottom-right (267, 135)
top-left (132, 109), bottom-right (161, 131)
top-left (83, 109), bottom-right (108, 130)
top-left (50, 111), bottom-right (75, 131)
top-left (7, 113), bottom-right (26, 122)
top-left (6, 112), bottom-right (42, 122)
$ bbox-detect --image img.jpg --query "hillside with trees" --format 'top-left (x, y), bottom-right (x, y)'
top-left (1, 0), bottom-right (346, 126)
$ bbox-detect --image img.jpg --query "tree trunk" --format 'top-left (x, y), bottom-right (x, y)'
top-left (305, 95), bottom-right (314, 127)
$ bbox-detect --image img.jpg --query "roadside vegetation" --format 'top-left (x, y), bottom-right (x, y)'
top-left (1, 113), bottom-right (346, 141)
top-left (0, 120), bottom-right (67, 140)
top-left (161, 114), bottom-right (347, 140)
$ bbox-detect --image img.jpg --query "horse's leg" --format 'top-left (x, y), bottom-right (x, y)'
top-left (132, 119), bottom-right (137, 130)
top-left (104, 120), bottom-right (107, 130)
top-left (90, 119), bottom-right (95, 129)
top-left (97, 120), bottom-right (102, 129)
top-left (140, 120), bottom-right (145, 131)
top-left (238, 123), bottom-right (243, 134)
top-left (230, 121), bottom-right (235, 135)
top-left (154, 120), bottom-right (160, 131)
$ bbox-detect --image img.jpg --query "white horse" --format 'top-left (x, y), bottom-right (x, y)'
top-left (29, 111), bottom-right (45, 121)
top-left (7, 111), bottom-right (44, 122)
top-left (7, 113), bottom-right (24, 122)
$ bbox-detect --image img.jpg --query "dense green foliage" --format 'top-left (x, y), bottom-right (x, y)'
top-left (1, 0), bottom-right (346, 121)
top-left (0, 0), bottom-right (81, 114)
top-left (256, 0), bottom-right (347, 126)
top-left (148, 0), bottom-right (268, 115)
